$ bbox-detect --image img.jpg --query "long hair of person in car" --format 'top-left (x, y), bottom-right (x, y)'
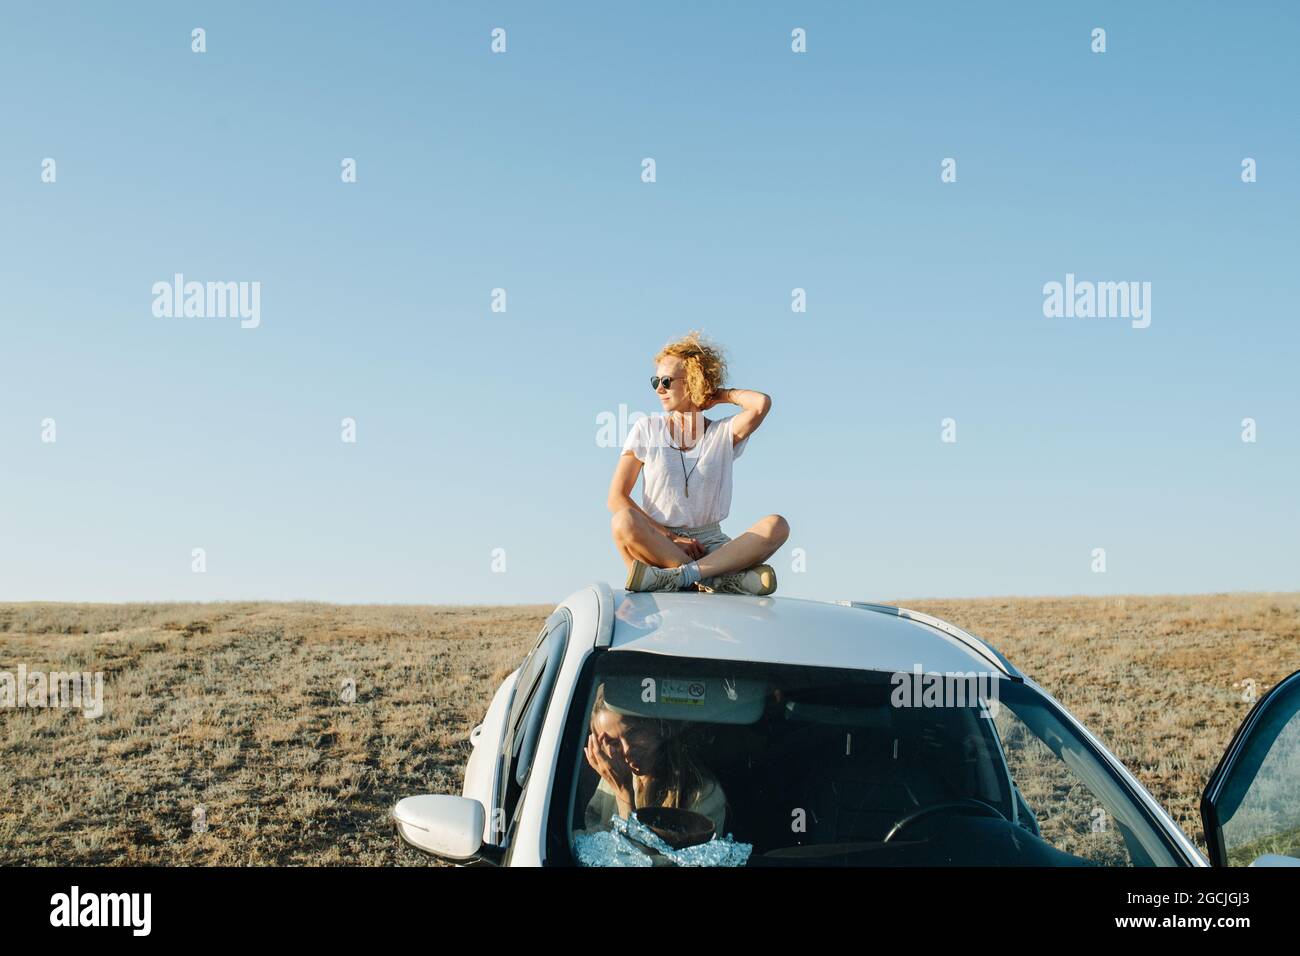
top-left (592, 683), bottom-right (709, 811)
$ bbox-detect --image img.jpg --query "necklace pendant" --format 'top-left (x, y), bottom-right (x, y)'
top-left (684, 485), bottom-right (689, 498)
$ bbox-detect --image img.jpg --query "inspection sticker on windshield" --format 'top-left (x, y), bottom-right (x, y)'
top-left (661, 678), bottom-right (706, 706)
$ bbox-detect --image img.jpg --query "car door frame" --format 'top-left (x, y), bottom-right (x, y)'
top-left (507, 582), bottom-right (614, 865)
top-left (489, 607), bottom-right (572, 853)
top-left (1200, 668), bottom-right (1300, 867)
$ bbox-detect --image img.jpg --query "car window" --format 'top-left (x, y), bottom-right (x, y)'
top-left (559, 653), bottom-right (1183, 866)
top-left (495, 610), bottom-right (569, 844)
top-left (990, 705), bottom-right (1137, 865)
top-left (1205, 671), bottom-right (1300, 865)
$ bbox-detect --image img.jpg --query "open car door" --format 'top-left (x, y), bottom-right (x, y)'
top-left (1200, 669), bottom-right (1300, 866)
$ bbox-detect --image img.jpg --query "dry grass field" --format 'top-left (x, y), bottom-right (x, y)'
top-left (0, 592), bottom-right (1295, 866)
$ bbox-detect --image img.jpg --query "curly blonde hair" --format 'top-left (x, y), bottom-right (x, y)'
top-left (654, 330), bottom-right (728, 409)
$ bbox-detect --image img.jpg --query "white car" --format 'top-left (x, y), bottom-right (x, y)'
top-left (393, 583), bottom-right (1300, 867)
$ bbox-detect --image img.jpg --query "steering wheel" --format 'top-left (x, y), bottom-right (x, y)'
top-left (882, 798), bottom-right (1008, 843)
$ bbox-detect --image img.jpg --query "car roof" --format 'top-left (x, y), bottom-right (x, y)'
top-left (593, 586), bottom-right (1019, 678)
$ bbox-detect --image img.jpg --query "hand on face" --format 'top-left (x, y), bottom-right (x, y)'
top-left (585, 730), bottom-right (635, 801)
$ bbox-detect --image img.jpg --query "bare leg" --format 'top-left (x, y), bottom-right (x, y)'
top-left (695, 514), bottom-right (790, 579)
top-left (611, 507), bottom-right (693, 573)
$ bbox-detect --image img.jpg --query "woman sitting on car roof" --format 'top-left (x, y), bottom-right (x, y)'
top-left (609, 329), bottom-right (788, 595)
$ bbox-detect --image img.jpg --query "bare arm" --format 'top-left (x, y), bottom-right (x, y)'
top-left (607, 452), bottom-right (673, 536)
top-left (706, 388), bottom-right (771, 445)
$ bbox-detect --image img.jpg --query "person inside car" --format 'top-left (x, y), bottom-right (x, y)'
top-left (583, 682), bottom-right (727, 836)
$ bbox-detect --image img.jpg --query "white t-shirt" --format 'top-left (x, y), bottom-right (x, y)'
top-left (621, 413), bottom-right (749, 529)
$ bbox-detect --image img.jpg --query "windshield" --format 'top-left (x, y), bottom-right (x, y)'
top-left (560, 653), bottom-right (1184, 866)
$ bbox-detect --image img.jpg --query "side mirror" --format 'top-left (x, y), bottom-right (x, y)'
top-left (393, 795), bottom-right (494, 862)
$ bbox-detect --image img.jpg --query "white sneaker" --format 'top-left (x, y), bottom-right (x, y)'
top-left (625, 559), bottom-right (688, 592)
top-left (696, 564), bottom-right (777, 596)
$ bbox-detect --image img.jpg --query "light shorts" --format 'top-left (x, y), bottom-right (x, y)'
top-left (664, 520), bottom-right (731, 555)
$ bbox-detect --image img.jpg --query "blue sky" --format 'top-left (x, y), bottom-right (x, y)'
top-left (1, 2), bottom-right (1296, 604)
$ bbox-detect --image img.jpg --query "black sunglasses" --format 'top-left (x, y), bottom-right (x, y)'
top-left (651, 376), bottom-right (678, 391)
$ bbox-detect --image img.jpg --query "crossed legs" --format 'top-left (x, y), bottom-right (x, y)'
top-left (611, 507), bottom-right (789, 579)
